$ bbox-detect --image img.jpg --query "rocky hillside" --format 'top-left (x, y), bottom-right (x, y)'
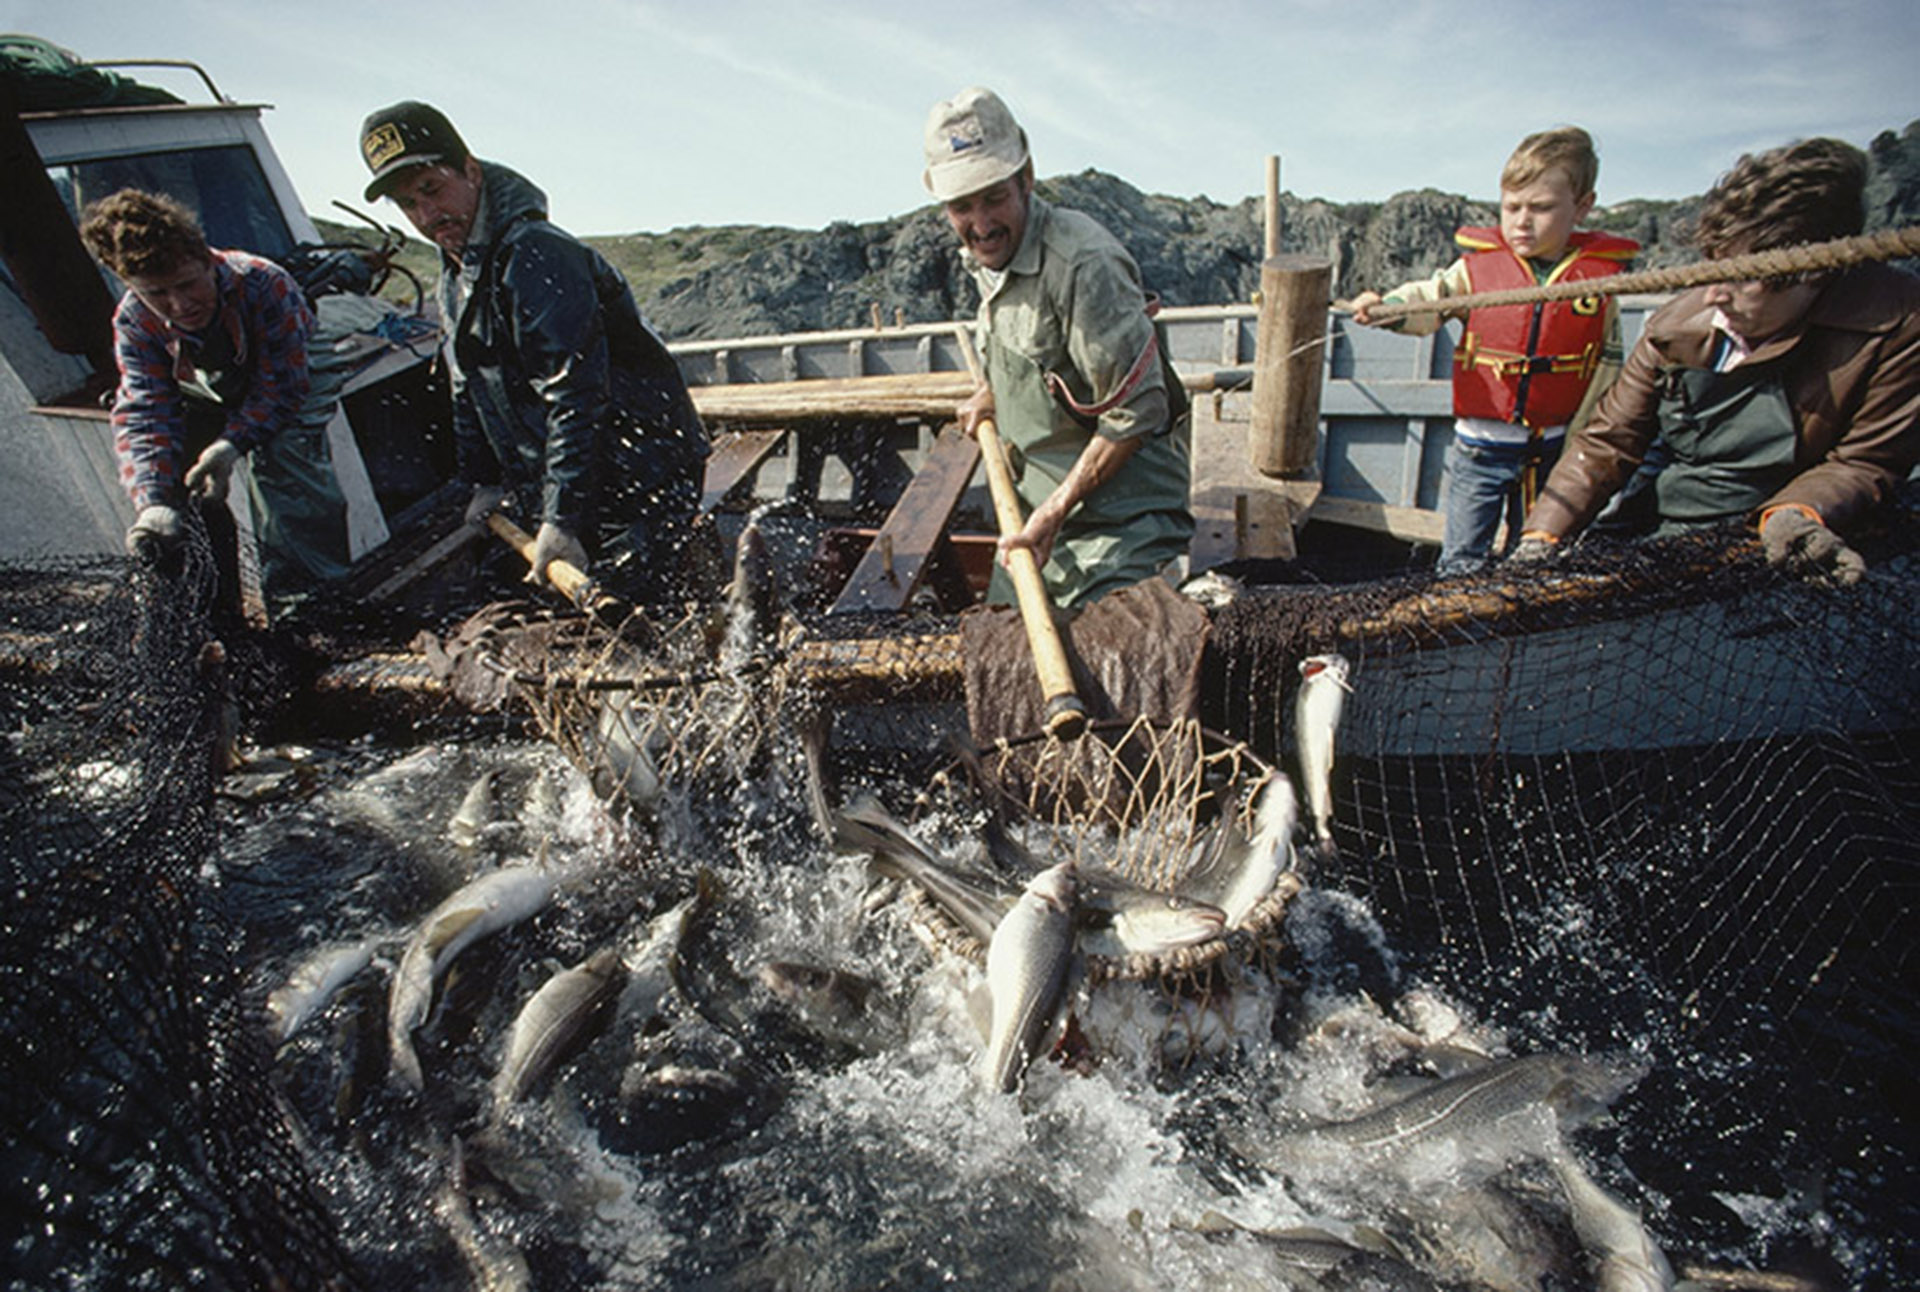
top-left (328, 120), bottom-right (1920, 343)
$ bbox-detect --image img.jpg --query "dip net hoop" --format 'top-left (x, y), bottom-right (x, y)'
top-left (890, 715), bottom-right (1300, 985)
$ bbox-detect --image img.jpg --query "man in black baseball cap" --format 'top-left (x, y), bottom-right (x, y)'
top-left (359, 101), bottom-right (470, 203)
top-left (356, 100), bottom-right (709, 603)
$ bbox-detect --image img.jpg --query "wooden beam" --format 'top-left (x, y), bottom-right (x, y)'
top-left (693, 372), bottom-right (974, 424)
top-left (829, 425), bottom-right (981, 614)
top-left (698, 428), bottom-right (787, 514)
top-left (1303, 494), bottom-right (1445, 544)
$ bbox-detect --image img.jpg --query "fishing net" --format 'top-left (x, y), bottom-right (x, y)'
top-left (1203, 511), bottom-right (1920, 1275)
top-left (413, 594), bottom-right (790, 808)
top-left (0, 523), bottom-right (358, 1290)
top-left (1, 489), bottom-right (1915, 1284)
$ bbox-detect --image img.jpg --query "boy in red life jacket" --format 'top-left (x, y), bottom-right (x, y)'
top-left (1350, 128), bottom-right (1637, 575)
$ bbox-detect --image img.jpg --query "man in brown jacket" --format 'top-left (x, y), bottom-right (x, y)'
top-left (1512, 138), bottom-right (1920, 584)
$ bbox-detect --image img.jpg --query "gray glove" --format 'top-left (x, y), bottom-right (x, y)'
top-left (184, 440), bottom-right (240, 502)
top-left (1760, 508), bottom-right (1865, 586)
top-left (125, 504), bottom-right (184, 560)
top-left (526, 521), bottom-right (589, 587)
top-left (1507, 533), bottom-right (1559, 565)
top-left (464, 483), bottom-right (508, 529)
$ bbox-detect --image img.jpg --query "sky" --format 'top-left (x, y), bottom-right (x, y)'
top-left (10, 0), bottom-right (1920, 237)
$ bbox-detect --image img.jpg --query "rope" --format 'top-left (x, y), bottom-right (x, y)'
top-left (1352, 225), bottom-right (1920, 323)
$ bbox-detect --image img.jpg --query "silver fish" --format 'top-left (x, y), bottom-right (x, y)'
top-left (618, 895), bottom-right (700, 1025)
top-left (720, 518), bottom-right (777, 674)
top-left (837, 800), bottom-right (1015, 945)
top-left (757, 961), bottom-right (876, 1025)
top-left (447, 768), bottom-right (499, 850)
top-left (434, 1137), bottom-right (532, 1292)
top-left (589, 695), bottom-right (662, 808)
top-left (1178, 1213), bottom-right (1434, 1288)
top-left (981, 862), bottom-right (1077, 1093)
top-left (1295, 652), bottom-right (1353, 851)
top-left (847, 800), bottom-right (1225, 957)
top-left (389, 865), bottom-right (557, 1092)
top-left (1075, 875), bottom-right (1226, 958)
top-left (1286, 1052), bottom-right (1642, 1158)
top-left (265, 933), bottom-right (386, 1043)
top-left (1549, 1148), bottom-right (1676, 1292)
top-left (1180, 773), bottom-right (1299, 928)
top-left (491, 946), bottom-right (626, 1108)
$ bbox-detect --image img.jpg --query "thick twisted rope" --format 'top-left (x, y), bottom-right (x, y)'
top-left (1350, 225), bottom-right (1920, 323)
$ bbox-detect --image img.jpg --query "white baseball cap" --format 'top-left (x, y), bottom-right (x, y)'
top-left (922, 87), bottom-right (1030, 202)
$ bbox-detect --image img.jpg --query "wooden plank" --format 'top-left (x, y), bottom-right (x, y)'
top-left (367, 518), bottom-right (481, 601)
top-left (699, 428), bottom-right (787, 514)
top-left (830, 426), bottom-right (981, 614)
top-left (1304, 494), bottom-right (1446, 543)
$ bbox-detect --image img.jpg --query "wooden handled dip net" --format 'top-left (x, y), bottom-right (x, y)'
top-left (425, 596), bottom-right (792, 808)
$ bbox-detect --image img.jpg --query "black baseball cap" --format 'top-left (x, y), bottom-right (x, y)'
top-left (359, 101), bottom-right (469, 201)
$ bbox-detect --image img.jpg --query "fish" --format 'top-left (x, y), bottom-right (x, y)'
top-left (265, 933), bottom-right (387, 1043)
top-left (447, 768), bottom-right (499, 849)
top-left (720, 517), bottom-right (778, 673)
top-left (1549, 1148), bottom-right (1677, 1292)
top-left (491, 946), bottom-right (626, 1109)
top-left (588, 695), bottom-right (662, 808)
top-left (981, 861), bottom-right (1078, 1093)
top-left (1384, 1176), bottom-right (1576, 1292)
top-left (1179, 773), bottom-right (1299, 928)
top-left (434, 1137), bottom-right (532, 1292)
top-left (845, 799), bottom-right (1226, 958)
top-left (757, 960), bottom-right (874, 1028)
top-left (1178, 1212), bottom-right (1437, 1289)
top-left (1074, 877), bottom-right (1226, 958)
top-left (1282, 1052), bottom-right (1643, 1159)
top-left (1294, 652), bottom-right (1353, 852)
top-left (388, 864), bottom-right (557, 1092)
top-left (836, 799), bottom-right (1015, 946)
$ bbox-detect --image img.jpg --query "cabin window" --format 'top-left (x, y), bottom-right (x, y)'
top-left (46, 143), bottom-right (295, 264)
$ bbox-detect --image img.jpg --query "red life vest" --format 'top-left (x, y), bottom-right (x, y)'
top-left (1451, 227), bottom-right (1639, 430)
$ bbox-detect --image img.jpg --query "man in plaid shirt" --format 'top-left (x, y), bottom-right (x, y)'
top-left (80, 188), bottom-right (350, 618)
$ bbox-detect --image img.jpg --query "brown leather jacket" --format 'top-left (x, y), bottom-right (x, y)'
top-left (1524, 262), bottom-right (1920, 538)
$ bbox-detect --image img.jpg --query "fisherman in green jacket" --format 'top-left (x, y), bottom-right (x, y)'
top-left (925, 87), bottom-right (1192, 610)
top-left (358, 101), bottom-right (708, 604)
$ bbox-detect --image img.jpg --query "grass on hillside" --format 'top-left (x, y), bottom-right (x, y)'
top-left (311, 217), bottom-right (800, 311)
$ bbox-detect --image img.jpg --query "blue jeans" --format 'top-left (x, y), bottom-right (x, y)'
top-left (1438, 435), bottom-right (1563, 575)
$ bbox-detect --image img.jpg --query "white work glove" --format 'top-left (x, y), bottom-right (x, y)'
top-left (1760, 507), bottom-right (1866, 586)
top-left (1506, 531), bottom-right (1560, 565)
top-left (526, 521), bottom-right (589, 587)
top-left (125, 504), bottom-right (184, 560)
top-left (463, 483), bottom-right (508, 529)
top-left (184, 439), bottom-right (240, 502)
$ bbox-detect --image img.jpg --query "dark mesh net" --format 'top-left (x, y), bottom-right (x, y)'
top-left (0, 495), bottom-right (1914, 1285)
top-left (0, 526), bottom-right (358, 1290)
top-left (1203, 516), bottom-right (1920, 1271)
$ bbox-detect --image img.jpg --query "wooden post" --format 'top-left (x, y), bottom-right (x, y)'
top-left (1248, 254), bottom-right (1332, 479)
top-left (1263, 155), bottom-right (1282, 259)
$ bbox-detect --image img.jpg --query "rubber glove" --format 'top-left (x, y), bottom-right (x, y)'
top-left (464, 483), bottom-right (508, 529)
top-left (125, 504), bottom-right (184, 560)
top-left (1506, 531), bottom-right (1560, 565)
top-left (184, 440), bottom-right (240, 502)
top-left (1760, 507), bottom-right (1865, 586)
top-left (526, 521), bottom-right (589, 587)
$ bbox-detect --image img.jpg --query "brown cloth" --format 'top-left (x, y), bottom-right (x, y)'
top-left (961, 576), bottom-right (1209, 747)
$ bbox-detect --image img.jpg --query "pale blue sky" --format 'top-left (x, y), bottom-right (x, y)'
top-left (11, 0), bottom-right (1919, 235)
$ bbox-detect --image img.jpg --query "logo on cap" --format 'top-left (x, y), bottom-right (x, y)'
top-left (363, 123), bottom-right (407, 170)
top-left (946, 118), bottom-right (986, 155)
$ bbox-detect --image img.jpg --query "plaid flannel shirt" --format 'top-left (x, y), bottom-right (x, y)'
top-left (109, 250), bottom-right (312, 510)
